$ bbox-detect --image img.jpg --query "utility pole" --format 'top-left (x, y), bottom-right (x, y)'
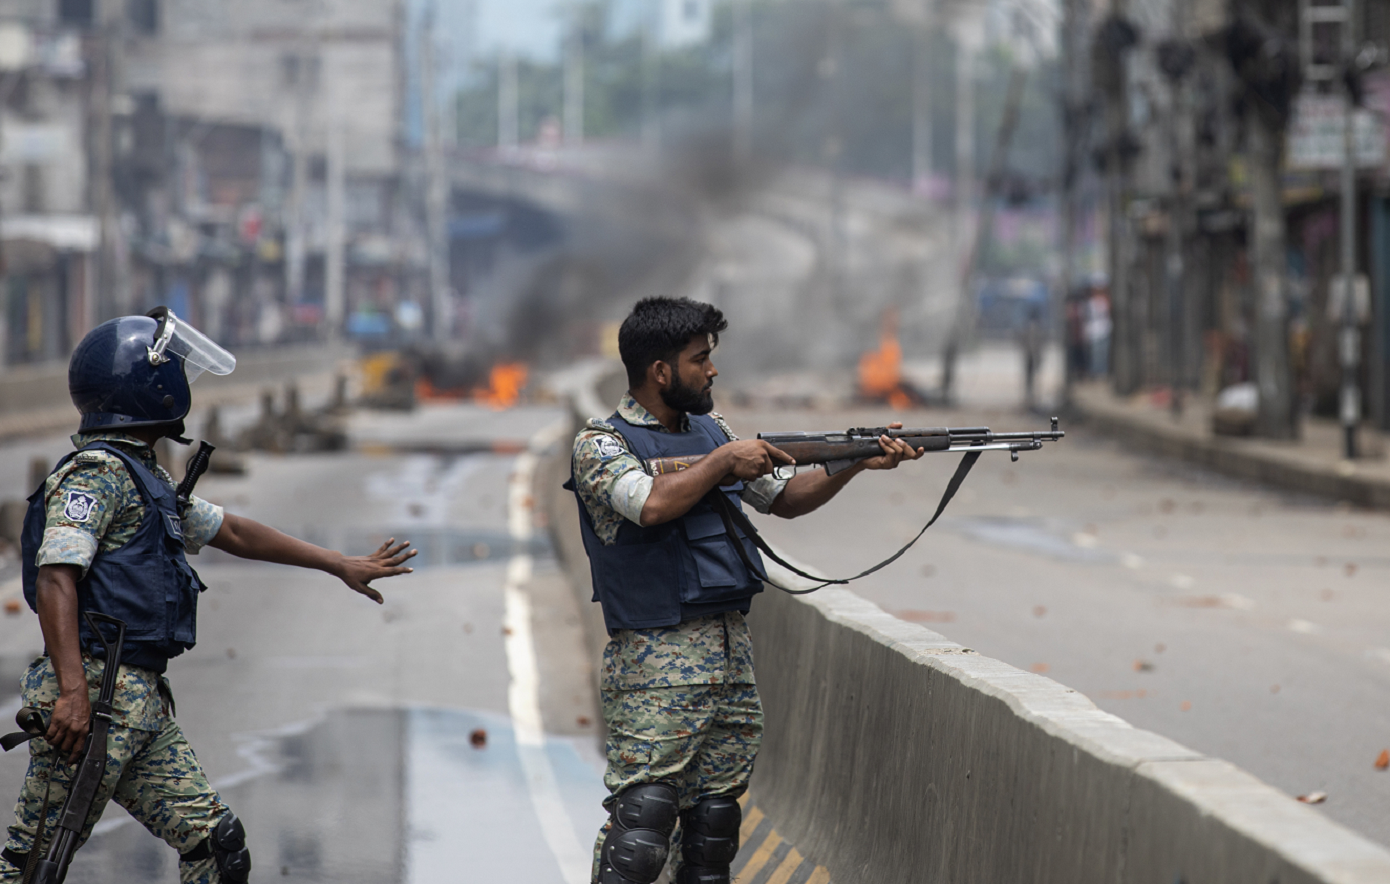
top-left (1059, 0), bottom-right (1089, 406)
top-left (1338, 0), bottom-right (1361, 458)
top-left (90, 14), bottom-right (122, 319)
top-left (564, 2), bottom-right (584, 147)
top-left (823, 0), bottom-right (847, 344)
top-left (324, 113), bottom-right (346, 339)
top-left (285, 36), bottom-right (316, 312)
top-left (423, 7), bottom-right (450, 343)
top-left (733, 0), bottom-right (753, 165)
top-left (1096, 10), bottom-right (1139, 395)
top-left (1158, 26), bottom-right (1196, 418)
top-left (911, 5), bottom-right (933, 191)
top-left (940, 13), bottom-right (979, 403)
top-left (498, 49), bottom-right (518, 152)
top-left (642, 2), bottom-right (660, 151)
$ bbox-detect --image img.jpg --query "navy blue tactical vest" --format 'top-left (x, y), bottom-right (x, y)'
top-left (570, 411), bottom-right (766, 634)
top-left (21, 442), bottom-right (206, 673)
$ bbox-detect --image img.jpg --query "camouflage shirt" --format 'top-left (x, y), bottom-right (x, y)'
top-left (571, 393), bottom-right (788, 545)
top-left (574, 394), bottom-right (781, 689)
top-left (34, 432), bottom-right (224, 577)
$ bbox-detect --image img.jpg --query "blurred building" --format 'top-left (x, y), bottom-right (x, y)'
top-left (659, 0), bottom-right (712, 48)
top-left (123, 0), bottom-right (415, 347)
top-left (0, 0), bottom-right (419, 366)
top-left (0, 2), bottom-right (94, 365)
top-left (1081, 0), bottom-right (1390, 432)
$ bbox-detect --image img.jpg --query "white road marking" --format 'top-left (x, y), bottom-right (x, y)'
top-left (503, 422), bottom-right (590, 884)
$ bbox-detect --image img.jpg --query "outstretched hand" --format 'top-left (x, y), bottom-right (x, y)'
top-left (860, 421), bottom-right (926, 471)
top-left (336, 538), bottom-right (417, 604)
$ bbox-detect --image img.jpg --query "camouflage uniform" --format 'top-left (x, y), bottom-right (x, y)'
top-left (573, 396), bottom-right (786, 882)
top-left (1, 433), bottom-right (228, 884)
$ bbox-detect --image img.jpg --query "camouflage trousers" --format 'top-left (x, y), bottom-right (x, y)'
top-left (1, 659), bottom-right (229, 884)
top-left (591, 683), bottom-right (763, 883)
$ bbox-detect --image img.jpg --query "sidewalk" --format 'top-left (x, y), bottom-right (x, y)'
top-left (1070, 381), bottom-right (1390, 510)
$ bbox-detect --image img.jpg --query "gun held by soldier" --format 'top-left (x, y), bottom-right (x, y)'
top-left (646, 418), bottom-right (1066, 480)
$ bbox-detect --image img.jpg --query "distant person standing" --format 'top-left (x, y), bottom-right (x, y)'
top-left (1065, 292), bottom-right (1088, 380)
top-left (1085, 283), bottom-right (1112, 378)
top-left (1019, 302), bottom-right (1045, 411)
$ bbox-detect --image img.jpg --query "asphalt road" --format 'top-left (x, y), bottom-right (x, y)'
top-left (0, 401), bottom-right (607, 883)
top-left (3, 377), bottom-right (1389, 876)
top-left (722, 398), bottom-right (1390, 848)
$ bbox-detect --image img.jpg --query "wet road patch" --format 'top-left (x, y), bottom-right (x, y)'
top-left (953, 516), bottom-right (1116, 564)
top-left (60, 706), bottom-right (606, 883)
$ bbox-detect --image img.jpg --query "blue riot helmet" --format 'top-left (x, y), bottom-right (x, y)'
top-left (69, 306), bottom-right (237, 433)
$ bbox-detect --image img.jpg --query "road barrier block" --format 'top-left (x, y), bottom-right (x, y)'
top-left (746, 587), bottom-right (1390, 884)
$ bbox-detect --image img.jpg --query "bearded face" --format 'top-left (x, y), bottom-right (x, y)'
top-left (660, 364), bottom-right (714, 415)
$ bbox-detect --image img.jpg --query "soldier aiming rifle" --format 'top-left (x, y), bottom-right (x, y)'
top-left (568, 297), bottom-right (1062, 884)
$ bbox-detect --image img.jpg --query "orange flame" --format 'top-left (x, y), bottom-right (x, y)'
top-left (475, 362), bottom-right (528, 409)
top-left (858, 309), bottom-right (910, 409)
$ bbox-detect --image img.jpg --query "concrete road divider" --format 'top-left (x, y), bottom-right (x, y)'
top-left (747, 586), bottom-right (1390, 884)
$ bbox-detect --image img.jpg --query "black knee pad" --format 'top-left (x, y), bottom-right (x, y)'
top-left (182, 812), bottom-right (251, 884)
top-left (212, 812), bottom-right (251, 883)
top-left (677, 796), bottom-right (741, 884)
top-left (599, 782), bottom-right (679, 884)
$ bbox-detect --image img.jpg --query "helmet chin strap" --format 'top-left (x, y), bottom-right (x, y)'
top-left (163, 420), bottom-right (193, 445)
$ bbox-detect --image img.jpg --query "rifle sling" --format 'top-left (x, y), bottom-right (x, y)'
top-left (708, 450), bottom-right (982, 594)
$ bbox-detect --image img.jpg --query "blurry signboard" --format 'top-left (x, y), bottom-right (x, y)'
top-left (0, 23), bottom-right (32, 70)
top-left (2, 124), bottom-right (68, 162)
top-left (1288, 93), bottom-right (1386, 169)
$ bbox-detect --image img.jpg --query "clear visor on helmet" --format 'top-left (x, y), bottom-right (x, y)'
top-left (146, 307), bottom-right (237, 383)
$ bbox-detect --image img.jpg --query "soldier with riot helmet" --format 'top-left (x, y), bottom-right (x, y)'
top-left (0, 308), bottom-right (416, 883)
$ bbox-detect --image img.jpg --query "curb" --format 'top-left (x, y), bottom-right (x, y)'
top-left (1070, 387), bottom-right (1390, 509)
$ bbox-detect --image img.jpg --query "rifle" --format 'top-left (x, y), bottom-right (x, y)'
top-left (0, 612), bottom-right (126, 884)
top-left (650, 418), bottom-right (1065, 594)
top-left (176, 441), bottom-right (216, 516)
top-left (647, 417), bottom-right (1065, 478)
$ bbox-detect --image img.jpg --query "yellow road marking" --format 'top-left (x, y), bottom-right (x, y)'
top-left (805, 867), bottom-right (831, 884)
top-left (734, 831), bottom-right (782, 884)
top-left (739, 806), bottom-right (764, 844)
top-left (764, 847), bottom-right (804, 884)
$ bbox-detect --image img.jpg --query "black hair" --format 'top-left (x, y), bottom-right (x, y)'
top-left (618, 297), bottom-right (728, 388)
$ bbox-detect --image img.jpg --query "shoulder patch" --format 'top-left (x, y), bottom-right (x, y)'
top-left (73, 451), bottom-right (109, 465)
top-left (594, 434), bottom-right (627, 459)
top-left (586, 418), bottom-right (615, 431)
top-left (63, 491), bottom-right (99, 523)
